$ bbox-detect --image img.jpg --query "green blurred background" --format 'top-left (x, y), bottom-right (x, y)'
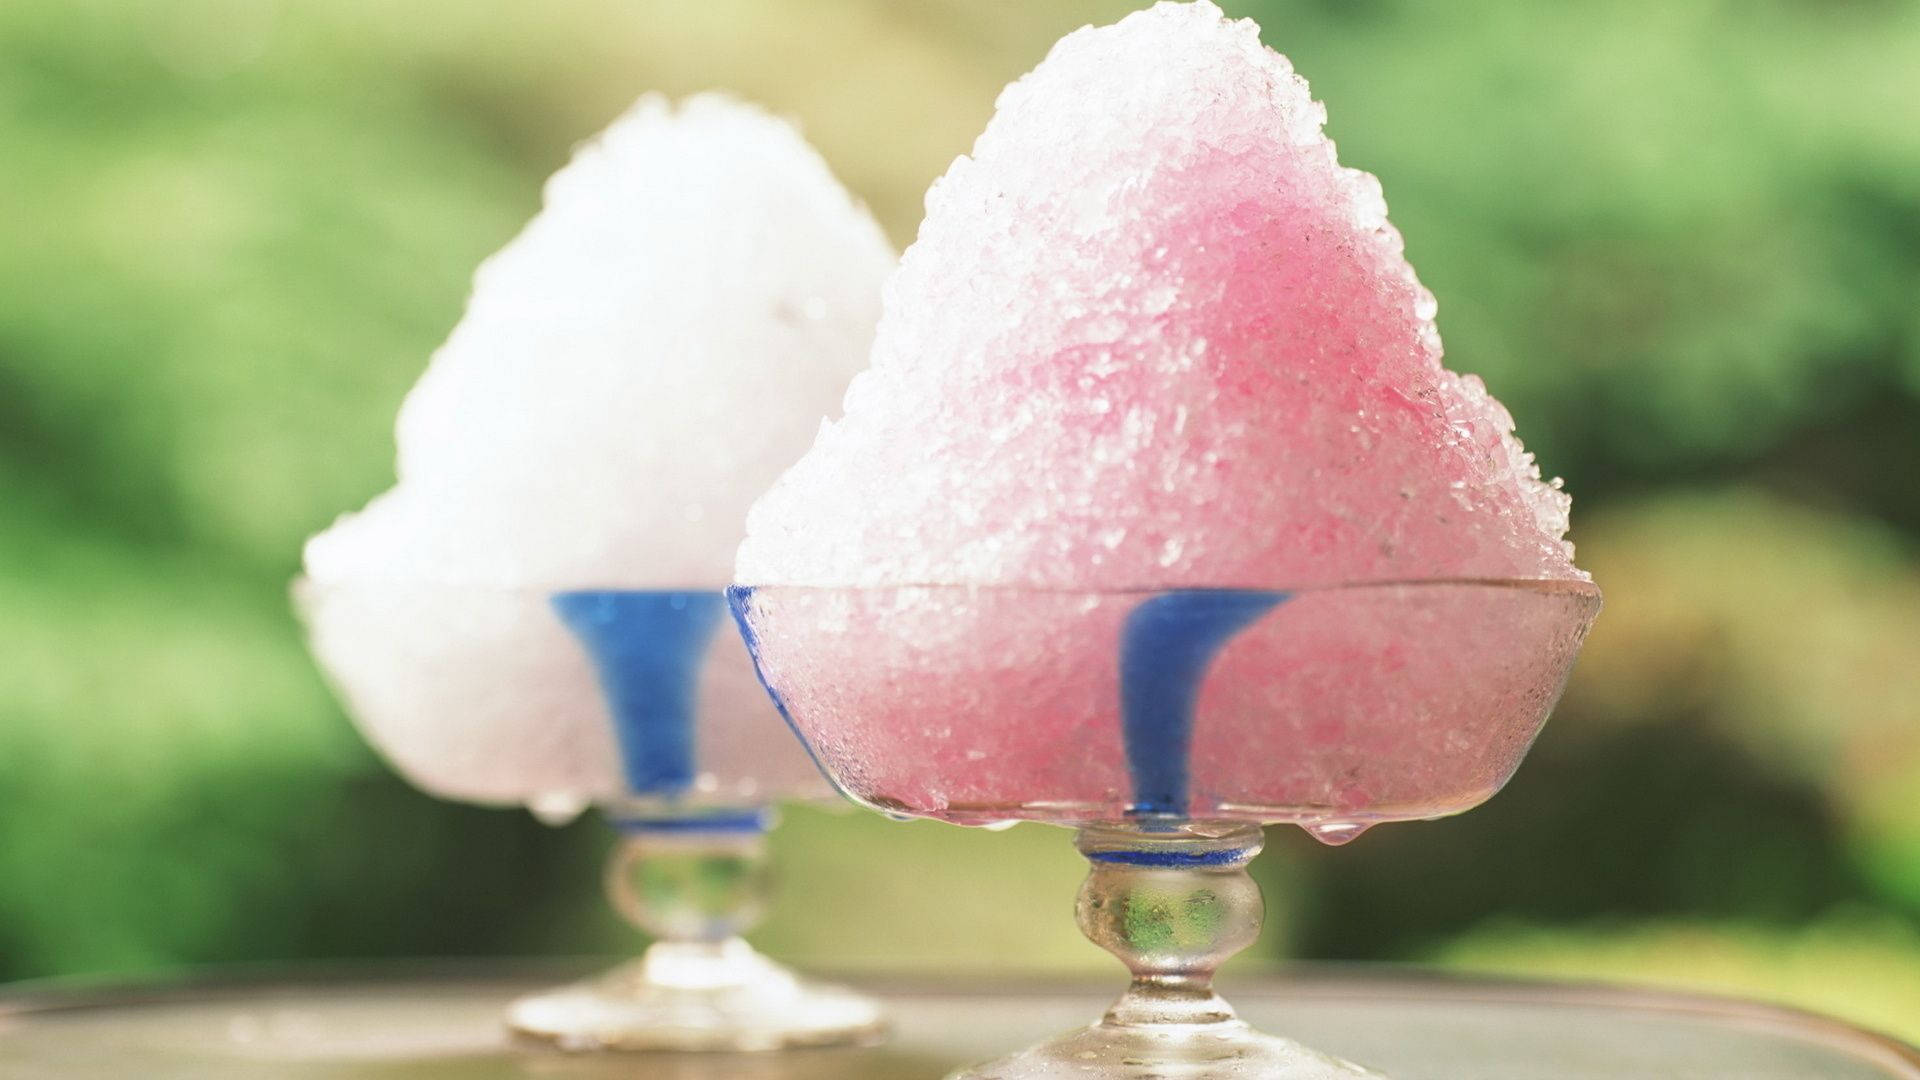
top-left (3, 0), bottom-right (1918, 1042)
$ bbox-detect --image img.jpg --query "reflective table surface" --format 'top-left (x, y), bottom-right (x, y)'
top-left (2, 963), bottom-right (1915, 1079)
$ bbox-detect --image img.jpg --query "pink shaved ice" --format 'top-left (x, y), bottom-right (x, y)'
top-left (736, 1), bottom-right (1583, 590)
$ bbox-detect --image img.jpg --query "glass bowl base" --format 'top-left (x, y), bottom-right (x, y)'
top-left (505, 940), bottom-right (885, 1052)
top-left (948, 1014), bottom-right (1384, 1079)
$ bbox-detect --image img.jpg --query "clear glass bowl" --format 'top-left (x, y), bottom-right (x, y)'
top-left (730, 579), bottom-right (1600, 1078)
top-left (294, 582), bottom-right (829, 810)
top-left (731, 580), bottom-right (1599, 830)
top-left (293, 580), bottom-right (882, 1052)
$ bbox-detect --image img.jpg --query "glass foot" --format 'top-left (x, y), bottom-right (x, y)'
top-left (948, 999), bottom-right (1380, 1078)
top-left (507, 938), bottom-right (885, 1052)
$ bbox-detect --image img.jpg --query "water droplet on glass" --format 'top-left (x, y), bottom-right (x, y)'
top-left (1304, 821), bottom-right (1368, 846)
top-left (527, 792), bottom-right (588, 827)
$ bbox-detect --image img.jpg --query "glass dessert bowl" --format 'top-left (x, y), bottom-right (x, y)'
top-left (730, 578), bottom-right (1600, 1078)
top-left (294, 580), bottom-right (884, 1052)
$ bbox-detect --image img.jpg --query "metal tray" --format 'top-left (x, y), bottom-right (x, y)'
top-left (2, 963), bottom-right (1914, 1078)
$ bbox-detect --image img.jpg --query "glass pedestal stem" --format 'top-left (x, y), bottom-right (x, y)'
top-left (1078, 821), bottom-right (1265, 1035)
top-left (605, 814), bottom-right (775, 993)
top-left (949, 820), bottom-right (1383, 1079)
top-left (507, 810), bottom-right (883, 1052)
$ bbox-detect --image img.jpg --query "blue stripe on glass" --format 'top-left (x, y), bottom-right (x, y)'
top-left (725, 586), bottom-right (841, 791)
top-left (610, 809), bottom-right (771, 835)
top-left (1085, 846), bottom-right (1256, 868)
top-left (551, 590), bottom-right (727, 797)
top-left (1120, 589), bottom-right (1288, 818)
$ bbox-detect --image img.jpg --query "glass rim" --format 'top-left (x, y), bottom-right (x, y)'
top-left (728, 576), bottom-right (1600, 600)
top-left (291, 575), bottom-right (733, 598)
top-left (292, 575), bottom-right (1600, 601)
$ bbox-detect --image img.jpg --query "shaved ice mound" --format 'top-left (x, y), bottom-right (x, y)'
top-left (312, 93), bottom-right (893, 589)
top-left (729, 4), bottom-right (1599, 828)
top-left (736, 1), bottom-right (1582, 590)
top-left (301, 94), bottom-right (892, 805)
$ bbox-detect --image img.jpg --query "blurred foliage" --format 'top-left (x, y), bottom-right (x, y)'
top-left (2, 0), bottom-right (1917, 1045)
top-left (1262, 0), bottom-right (1920, 509)
top-left (1437, 913), bottom-right (1920, 1044)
